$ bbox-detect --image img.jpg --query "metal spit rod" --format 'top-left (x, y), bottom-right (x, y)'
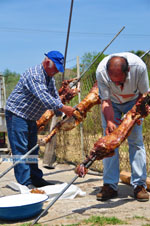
top-left (70, 26), bottom-right (125, 88)
top-left (0, 144), bottom-right (39, 179)
top-left (31, 155), bottom-right (97, 226)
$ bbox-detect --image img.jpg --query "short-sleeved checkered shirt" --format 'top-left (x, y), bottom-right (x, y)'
top-left (6, 64), bottom-right (63, 120)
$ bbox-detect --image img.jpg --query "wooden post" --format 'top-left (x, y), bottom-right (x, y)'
top-left (0, 74), bottom-right (10, 152)
top-left (43, 115), bottom-right (57, 169)
top-left (120, 171), bottom-right (150, 192)
top-left (77, 56), bottom-right (84, 160)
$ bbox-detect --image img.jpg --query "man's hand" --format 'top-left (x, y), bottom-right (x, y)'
top-left (102, 99), bottom-right (116, 135)
top-left (105, 120), bottom-right (117, 135)
top-left (75, 164), bottom-right (88, 177)
top-left (59, 105), bottom-right (75, 117)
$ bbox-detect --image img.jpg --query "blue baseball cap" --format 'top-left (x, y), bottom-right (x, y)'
top-left (44, 51), bottom-right (64, 72)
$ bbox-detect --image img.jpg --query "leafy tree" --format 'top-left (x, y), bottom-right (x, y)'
top-left (3, 69), bottom-right (20, 99)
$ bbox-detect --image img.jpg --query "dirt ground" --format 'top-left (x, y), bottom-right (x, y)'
top-left (0, 158), bottom-right (150, 226)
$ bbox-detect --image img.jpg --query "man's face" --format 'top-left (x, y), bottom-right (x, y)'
top-left (108, 68), bottom-right (127, 86)
top-left (47, 59), bottom-right (59, 76)
top-left (107, 57), bottom-right (129, 86)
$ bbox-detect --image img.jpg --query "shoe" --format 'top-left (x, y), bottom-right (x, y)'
top-left (43, 165), bottom-right (55, 170)
top-left (27, 184), bottom-right (36, 189)
top-left (96, 184), bottom-right (118, 201)
top-left (134, 185), bottom-right (149, 202)
top-left (32, 178), bottom-right (55, 187)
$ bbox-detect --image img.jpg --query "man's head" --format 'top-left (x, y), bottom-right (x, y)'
top-left (43, 51), bottom-right (64, 76)
top-left (106, 56), bottom-right (129, 86)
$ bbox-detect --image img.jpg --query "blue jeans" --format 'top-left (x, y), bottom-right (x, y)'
top-left (5, 110), bottom-right (43, 185)
top-left (101, 99), bottom-right (147, 191)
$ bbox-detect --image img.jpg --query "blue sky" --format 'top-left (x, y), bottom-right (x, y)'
top-left (0, 0), bottom-right (150, 74)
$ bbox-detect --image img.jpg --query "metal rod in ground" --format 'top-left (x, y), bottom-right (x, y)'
top-left (70, 26), bottom-right (125, 88)
top-left (140, 49), bottom-right (150, 59)
top-left (31, 155), bottom-right (96, 225)
top-left (31, 174), bottom-right (78, 226)
top-left (0, 144), bottom-right (39, 179)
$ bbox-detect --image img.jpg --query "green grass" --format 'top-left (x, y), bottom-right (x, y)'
top-left (61, 215), bottom-right (127, 226)
top-left (133, 215), bottom-right (147, 220)
top-left (83, 216), bottom-right (127, 226)
top-left (133, 215), bottom-right (150, 222)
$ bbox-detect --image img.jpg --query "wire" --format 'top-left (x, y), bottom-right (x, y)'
top-left (66, 57), bottom-right (76, 63)
top-left (0, 26), bottom-right (150, 38)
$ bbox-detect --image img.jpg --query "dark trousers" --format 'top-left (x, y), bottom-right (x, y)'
top-left (5, 110), bottom-right (43, 185)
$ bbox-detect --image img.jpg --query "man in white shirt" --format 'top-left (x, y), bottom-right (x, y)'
top-left (96, 52), bottom-right (149, 201)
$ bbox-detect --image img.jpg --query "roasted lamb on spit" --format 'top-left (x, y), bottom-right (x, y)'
top-left (39, 82), bottom-right (101, 144)
top-left (75, 92), bottom-right (150, 177)
top-left (37, 78), bottom-right (79, 131)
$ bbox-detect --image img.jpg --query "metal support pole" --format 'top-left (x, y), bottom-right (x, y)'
top-left (70, 26), bottom-right (125, 88)
top-left (62, 0), bottom-right (74, 80)
top-left (140, 50), bottom-right (150, 59)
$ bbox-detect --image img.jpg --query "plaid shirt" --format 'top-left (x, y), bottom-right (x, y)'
top-left (6, 64), bottom-right (63, 120)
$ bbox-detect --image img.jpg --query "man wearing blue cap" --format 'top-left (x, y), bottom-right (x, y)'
top-left (5, 51), bottom-right (75, 189)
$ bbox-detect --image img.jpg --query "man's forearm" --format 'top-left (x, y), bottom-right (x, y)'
top-left (102, 100), bottom-right (114, 123)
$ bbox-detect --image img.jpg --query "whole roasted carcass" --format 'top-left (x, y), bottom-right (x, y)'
top-left (37, 78), bottom-right (79, 131)
top-left (75, 92), bottom-right (150, 177)
top-left (40, 82), bottom-right (101, 144)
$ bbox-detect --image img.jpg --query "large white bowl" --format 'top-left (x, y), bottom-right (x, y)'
top-left (0, 193), bottom-right (48, 220)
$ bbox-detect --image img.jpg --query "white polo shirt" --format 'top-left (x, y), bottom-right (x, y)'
top-left (96, 52), bottom-right (149, 104)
